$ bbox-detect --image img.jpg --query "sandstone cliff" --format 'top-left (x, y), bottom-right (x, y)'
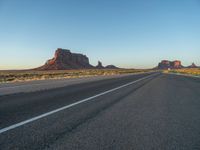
top-left (37, 48), bottom-right (94, 70)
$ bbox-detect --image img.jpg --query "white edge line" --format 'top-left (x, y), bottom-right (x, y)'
top-left (0, 73), bottom-right (157, 134)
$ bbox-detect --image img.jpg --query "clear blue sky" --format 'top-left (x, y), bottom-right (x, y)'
top-left (0, 0), bottom-right (200, 69)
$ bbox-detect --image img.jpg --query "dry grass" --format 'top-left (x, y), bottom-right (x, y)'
top-left (0, 69), bottom-right (153, 83)
top-left (165, 68), bottom-right (200, 76)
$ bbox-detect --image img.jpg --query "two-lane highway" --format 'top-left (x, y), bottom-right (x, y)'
top-left (0, 72), bottom-right (200, 150)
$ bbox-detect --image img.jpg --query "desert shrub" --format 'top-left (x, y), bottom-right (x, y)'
top-left (0, 69), bottom-right (153, 83)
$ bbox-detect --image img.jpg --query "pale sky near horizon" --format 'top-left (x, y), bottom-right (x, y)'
top-left (0, 0), bottom-right (200, 70)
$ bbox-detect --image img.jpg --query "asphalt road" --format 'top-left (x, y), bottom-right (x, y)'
top-left (0, 72), bottom-right (200, 150)
top-left (0, 73), bottom-right (144, 96)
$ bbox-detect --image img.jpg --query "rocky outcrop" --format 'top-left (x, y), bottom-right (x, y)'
top-left (95, 61), bottom-right (104, 69)
top-left (187, 63), bottom-right (198, 68)
top-left (95, 61), bottom-right (120, 69)
top-left (36, 48), bottom-right (120, 70)
top-left (157, 60), bottom-right (183, 69)
top-left (105, 65), bottom-right (119, 69)
top-left (37, 48), bottom-right (94, 70)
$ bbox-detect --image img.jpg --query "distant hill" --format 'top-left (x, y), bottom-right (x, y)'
top-left (187, 63), bottom-right (198, 68)
top-left (36, 48), bottom-right (119, 70)
top-left (95, 61), bottom-right (119, 69)
top-left (105, 65), bottom-right (120, 69)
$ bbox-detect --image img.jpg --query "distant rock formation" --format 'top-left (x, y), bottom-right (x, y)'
top-left (37, 48), bottom-right (94, 70)
top-left (187, 63), bottom-right (198, 68)
top-left (105, 65), bottom-right (119, 69)
top-left (95, 61), bottom-right (104, 69)
top-left (36, 48), bottom-right (120, 70)
top-left (157, 60), bottom-right (183, 69)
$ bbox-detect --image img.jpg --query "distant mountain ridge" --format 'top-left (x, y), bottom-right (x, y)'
top-left (36, 48), bottom-right (119, 70)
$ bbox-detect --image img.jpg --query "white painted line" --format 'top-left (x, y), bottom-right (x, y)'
top-left (0, 73), bottom-right (157, 134)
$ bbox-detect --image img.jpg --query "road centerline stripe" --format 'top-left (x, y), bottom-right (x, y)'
top-left (0, 73), bottom-right (157, 134)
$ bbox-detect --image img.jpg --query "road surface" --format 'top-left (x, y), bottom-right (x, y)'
top-left (0, 72), bottom-right (200, 150)
top-left (0, 73), bottom-right (147, 96)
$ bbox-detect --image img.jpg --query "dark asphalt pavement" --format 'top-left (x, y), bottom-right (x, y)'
top-left (0, 73), bottom-right (200, 150)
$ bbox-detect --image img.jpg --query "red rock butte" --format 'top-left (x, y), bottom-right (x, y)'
top-left (158, 60), bottom-right (182, 69)
top-left (36, 48), bottom-right (119, 70)
top-left (37, 48), bottom-right (93, 70)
